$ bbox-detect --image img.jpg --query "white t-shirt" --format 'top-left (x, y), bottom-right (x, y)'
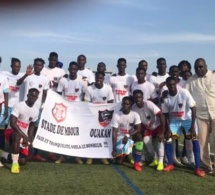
top-left (41, 67), bottom-right (65, 91)
top-left (0, 74), bottom-right (9, 104)
top-left (57, 76), bottom-right (85, 102)
top-left (111, 110), bottom-right (141, 140)
top-left (84, 83), bottom-right (114, 103)
top-left (132, 73), bottom-right (151, 82)
top-left (132, 100), bottom-right (161, 130)
top-left (77, 68), bottom-right (95, 86)
top-left (11, 101), bottom-right (39, 136)
top-left (22, 74), bottom-right (49, 109)
top-left (149, 73), bottom-right (169, 93)
top-left (161, 87), bottom-right (195, 120)
top-left (131, 81), bottom-right (158, 100)
top-left (0, 71), bottom-right (24, 107)
top-left (178, 79), bottom-right (187, 88)
top-left (109, 74), bottom-right (134, 103)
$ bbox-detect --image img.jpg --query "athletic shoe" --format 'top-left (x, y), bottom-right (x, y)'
top-left (55, 156), bottom-right (65, 164)
top-left (203, 165), bottom-right (213, 174)
top-left (48, 153), bottom-right (57, 161)
top-left (86, 158), bottom-right (93, 165)
top-left (11, 163), bottom-right (20, 174)
top-left (181, 156), bottom-right (189, 165)
top-left (134, 162), bottom-right (142, 172)
top-left (0, 161), bottom-right (4, 167)
top-left (32, 154), bottom-right (47, 162)
top-left (149, 159), bottom-right (158, 167)
top-left (75, 157), bottom-right (83, 164)
top-left (173, 157), bottom-right (184, 167)
top-left (194, 168), bottom-right (205, 177)
top-left (163, 164), bottom-right (174, 172)
top-left (101, 159), bottom-right (109, 165)
top-left (157, 162), bottom-right (164, 171)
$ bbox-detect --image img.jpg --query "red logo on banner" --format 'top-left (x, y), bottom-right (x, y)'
top-left (98, 109), bottom-right (114, 127)
top-left (52, 103), bottom-right (67, 123)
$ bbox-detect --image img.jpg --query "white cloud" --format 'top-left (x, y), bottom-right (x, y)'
top-left (12, 31), bottom-right (95, 44)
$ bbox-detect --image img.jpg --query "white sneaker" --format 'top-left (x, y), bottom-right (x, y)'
top-left (173, 157), bottom-right (184, 167)
top-left (0, 161), bottom-right (4, 167)
top-left (181, 156), bottom-right (189, 165)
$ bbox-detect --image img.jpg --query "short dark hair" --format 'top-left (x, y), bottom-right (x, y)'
top-left (157, 58), bottom-right (166, 64)
top-left (178, 60), bottom-right (191, 71)
top-left (95, 71), bottom-right (105, 77)
top-left (77, 54), bottom-right (86, 60)
top-left (49, 52), bottom-right (58, 58)
top-left (136, 67), bottom-right (146, 73)
top-left (133, 89), bottom-right (143, 96)
top-left (11, 58), bottom-right (21, 64)
top-left (169, 65), bottom-right (178, 72)
top-left (34, 58), bottom-right (45, 65)
top-left (122, 96), bottom-right (133, 104)
top-left (117, 58), bottom-right (126, 64)
top-left (166, 76), bottom-right (177, 84)
top-left (194, 58), bottom-right (206, 65)
top-left (28, 88), bottom-right (39, 94)
top-left (69, 61), bottom-right (78, 68)
top-left (97, 62), bottom-right (106, 67)
top-left (138, 60), bottom-right (147, 66)
top-left (182, 70), bottom-right (192, 76)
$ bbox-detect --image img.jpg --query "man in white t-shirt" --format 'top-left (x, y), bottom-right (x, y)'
top-left (0, 58), bottom-right (24, 127)
top-left (109, 58), bottom-right (134, 103)
top-left (111, 96), bottom-right (143, 172)
top-left (132, 89), bottom-right (165, 171)
top-left (77, 55), bottom-right (95, 87)
top-left (149, 58), bottom-right (169, 95)
top-left (161, 76), bottom-right (205, 177)
top-left (131, 67), bottom-right (158, 104)
top-left (57, 61), bottom-right (85, 102)
top-left (41, 52), bottom-right (65, 91)
top-left (96, 62), bottom-right (111, 85)
top-left (56, 61), bottom-right (86, 164)
top-left (132, 60), bottom-right (151, 82)
top-left (85, 71), bottom-right (114, 165)
top-left (17, 58), bottom-right (49, 162)
top-left (2, 88), bottom-right (39, 174)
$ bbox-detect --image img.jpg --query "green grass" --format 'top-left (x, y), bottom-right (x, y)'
top-left (1, 158), bottom-right (215, 195)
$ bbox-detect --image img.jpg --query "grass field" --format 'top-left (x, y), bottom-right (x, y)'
top-left (1, 155), bottom-right (215, 195)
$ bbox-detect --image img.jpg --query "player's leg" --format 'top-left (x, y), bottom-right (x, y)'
top-left (133, 133), bottom-right (144, 172)
top-left (183, 120), bottom-right (205, 177)
top-left (163, 120), bottom-right (180, 172)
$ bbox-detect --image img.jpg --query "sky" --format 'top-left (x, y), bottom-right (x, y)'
top-left (0, 0), bottom-right (215, 74)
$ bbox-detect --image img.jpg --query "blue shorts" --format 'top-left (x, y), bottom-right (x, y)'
top-left (0, 107), bottom-right (13, 128)
top-left (170, 119), bottom-right (198, 138)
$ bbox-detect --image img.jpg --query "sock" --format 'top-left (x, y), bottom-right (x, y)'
top-left (33, 148), bottom-right (39, 155)
top-left (192, 140), bottom-right (200, 169)
top-left (175, 139), bottom-right (180, 158)
top-left (157, 141), bottom-right (164, 164)
top-left (182, 138), bottom-right (187, 157)
top-left (143, 136), bottom-right (156, 160)
top-left (0, 130), bottom-right (5, 150)
top-left (134, 141), bottom-right (144, 163)
top-left (185, 139), bottom-right (194, 163)
top-left (1, 151), bottom-right (9, 160)
top-left (165, 139), bottom-right (173, 165)
top-left (11, 153), bottom-right (19, 164)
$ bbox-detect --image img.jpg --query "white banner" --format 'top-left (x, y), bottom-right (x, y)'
top-left (33, 90), bottom-right (120, 158)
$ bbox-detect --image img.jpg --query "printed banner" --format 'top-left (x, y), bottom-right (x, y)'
top-left (33, 90), bottom-right (120, 158)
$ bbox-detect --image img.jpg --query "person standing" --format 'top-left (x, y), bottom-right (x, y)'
top-left (186, 58), bottom-right (215, 174)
